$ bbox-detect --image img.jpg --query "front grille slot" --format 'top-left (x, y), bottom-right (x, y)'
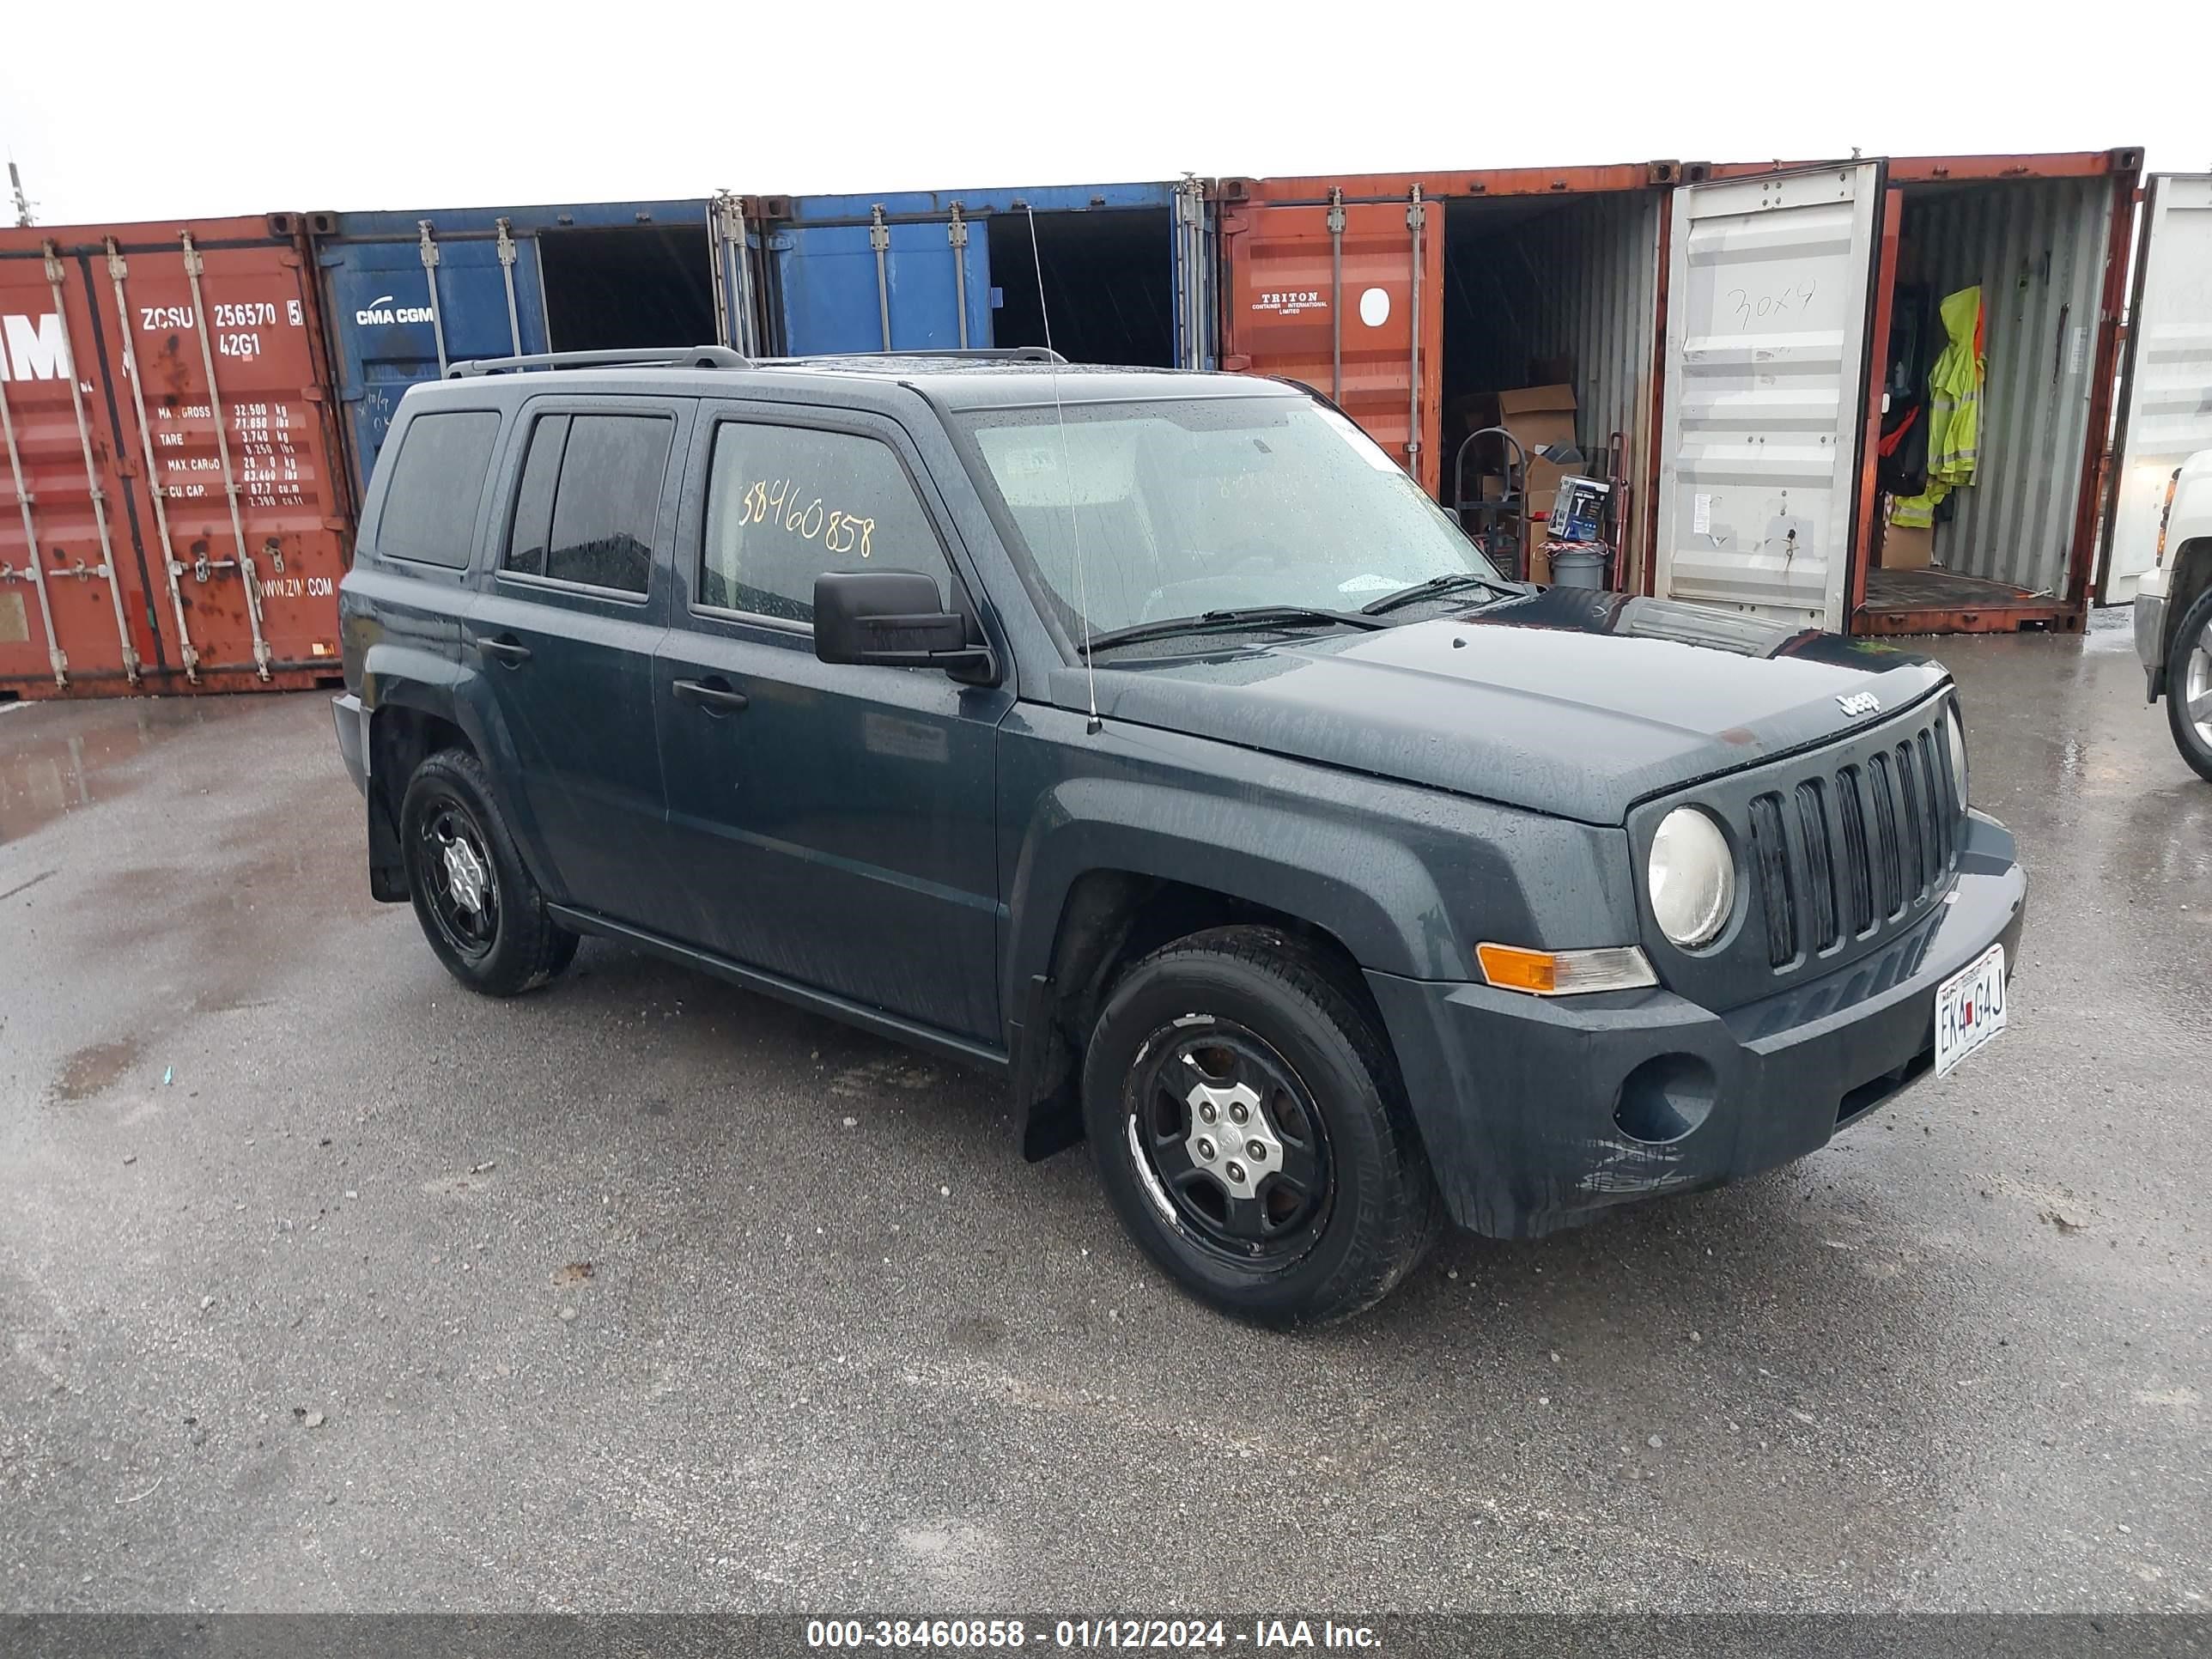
top-left (1836, 764), bottom-right (1874, 935)
top-left (1747, 793), bottom-right (1795, 966)
top-left (1868, 754), bottom-right (1904, 919)
top-left (1794, 778), bottom-right (1838, 951)
top-left (1893, 740), bottom-right (1927, 902)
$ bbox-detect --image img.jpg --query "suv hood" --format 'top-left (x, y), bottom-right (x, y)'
top-left (1056, 587), bottom-right (1951, 824)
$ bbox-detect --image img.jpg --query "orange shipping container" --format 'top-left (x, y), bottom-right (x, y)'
top-left (0, 214), bottom-right (354, 700)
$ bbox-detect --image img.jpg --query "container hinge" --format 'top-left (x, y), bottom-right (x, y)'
top-left (868, 206), bottom-right (890, 253)
top-left (43, 244), bottom-right (64, 284)
top-left (1406, 187), bottom-right (1427, 232)
top-left (105, 245), bottom-right (128, 281)
top-left (946, 204), bottom-right (968, 251)
top-left (417, 222), bottom-right (441, 270)
top-left (1325, 196), bottom-right (1346, 236)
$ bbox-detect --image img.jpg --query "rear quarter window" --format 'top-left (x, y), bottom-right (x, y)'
top-left (375, 410), bottom-right (503, 568)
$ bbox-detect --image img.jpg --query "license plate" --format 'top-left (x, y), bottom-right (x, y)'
top-left (1935, 942), bottom-right (2008, 1079)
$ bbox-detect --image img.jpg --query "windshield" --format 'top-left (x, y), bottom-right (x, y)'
top-left (952, 394), bottom-right (1502, 644)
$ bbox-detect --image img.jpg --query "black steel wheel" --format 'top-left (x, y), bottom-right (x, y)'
top-left (1125, 1020), bottom-right (1333, 1264)
top-left (399, 749), bottom-right (579, 997)
top-left (1083, 926), bottom-right (1442, 1327)
top-left (416, 798), bottom-right (500, 963)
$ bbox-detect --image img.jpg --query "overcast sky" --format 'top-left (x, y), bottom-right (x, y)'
top-left (6, 0), bottom-right (2208, 225)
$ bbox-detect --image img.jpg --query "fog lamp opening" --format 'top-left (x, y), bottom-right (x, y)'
top-left (1613, 1054), bottom-right (1717, 1146)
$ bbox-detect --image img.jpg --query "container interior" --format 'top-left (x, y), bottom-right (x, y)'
top-left (1437, 190), bottom-right (1662, 580)
top-left (537, 226), bottom-right (718, 354)
top-left (1881, 178), bottom-right (2111, 603)
top-left (987, 207), bottom-right (1175, 366)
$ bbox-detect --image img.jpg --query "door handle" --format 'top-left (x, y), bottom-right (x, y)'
top-left (672, 677), bottom-right (749, 714)
top-left (476, 635), bottom-right (532, 665)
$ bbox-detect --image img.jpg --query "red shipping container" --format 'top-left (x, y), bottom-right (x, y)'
top-left (0, 214), bottom-right (354, 699)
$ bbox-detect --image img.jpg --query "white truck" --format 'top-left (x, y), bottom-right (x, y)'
top-left (2135, 450), bottom-right (2212, 781)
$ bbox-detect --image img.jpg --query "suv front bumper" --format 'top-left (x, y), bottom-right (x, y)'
top-left (1365, 810), bottom-right (2026, 1239)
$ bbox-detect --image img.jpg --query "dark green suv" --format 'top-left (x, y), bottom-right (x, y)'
top-left (334, 345), bottom-right (2025, 1326)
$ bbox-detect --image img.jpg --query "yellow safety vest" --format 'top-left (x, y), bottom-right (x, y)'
top-left (1891, 285), bottom-right (1984, 530)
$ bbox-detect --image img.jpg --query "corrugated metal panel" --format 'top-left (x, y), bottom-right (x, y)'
top-left (2, 216), bottom-right (353, 700)
top-left (1520, 191), bottom-right (1661, 563)
top-left (1904, 178), bottom-right (2111, 597)
top-left (1655, 165), bottom-right (1886, 631)
top-left (1220, 196), bottom-right (1443, 493)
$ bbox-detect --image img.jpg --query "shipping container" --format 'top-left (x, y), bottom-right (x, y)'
top-left (1218, 151), bottom-right (2165, 635)
top-left (314, 198), bottom-right (748, 495)
top-left (763, 179), bottom-right (1212, 369)
top-left (2100, 173), bottom-right (2212, 603)
top-left (1216, 162), bottom-right (1681, 592)
top-left (1, 213), bottom-right (355, 701)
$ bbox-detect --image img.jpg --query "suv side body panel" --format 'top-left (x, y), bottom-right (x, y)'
top-left (650, 397), bottom-right (1014, 1041)
top-left (463, 394), bottom-right (692, 919)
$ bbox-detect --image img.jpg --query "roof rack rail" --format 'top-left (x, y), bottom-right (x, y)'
top-left (446, 345), bottom-right (751, 379)
top-left (858, 347), bottom-right (1068, 364)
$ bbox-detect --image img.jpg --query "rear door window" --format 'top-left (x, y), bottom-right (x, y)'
top-left (376, 410), bottom-right (501, 568)
top-left (505, 412), bottom-right (673, 596)
top-left (699, 421), bottom-right (953, 625)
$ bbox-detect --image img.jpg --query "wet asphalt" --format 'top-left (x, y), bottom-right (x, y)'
top-left (0, 607), bottom-right (2206, 1615)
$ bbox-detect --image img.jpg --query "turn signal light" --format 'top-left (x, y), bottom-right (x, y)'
top-left (2155, 471), bottom-right (2178, 567)
top-left (1475, 943), bottom-right (1658, 996)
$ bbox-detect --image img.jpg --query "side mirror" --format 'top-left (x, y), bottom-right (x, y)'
top-left (813, 569), bottom-right (995, 681)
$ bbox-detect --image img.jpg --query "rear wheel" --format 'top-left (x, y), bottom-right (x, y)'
top-left (1082, 927), bottom-right (1441, 1327)
top-left (399, 750), bottom-right (578, 995)
top-left (2167, 585), bottom-right (2212, 785)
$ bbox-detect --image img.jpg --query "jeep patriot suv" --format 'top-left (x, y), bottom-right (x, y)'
top-left (334, 345), bottom-right (2027, 1325)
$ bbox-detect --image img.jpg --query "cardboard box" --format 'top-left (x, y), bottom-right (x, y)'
top-left (1496, 385), bottom-right (1580, 568)
top-left (1882, 520), bottom-right (1934, 570)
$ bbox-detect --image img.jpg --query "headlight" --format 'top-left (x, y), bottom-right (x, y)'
top-left (1649, 807), bottom-right (1735, 948)
top-left (1945, 702), bottom-right (1969, 811)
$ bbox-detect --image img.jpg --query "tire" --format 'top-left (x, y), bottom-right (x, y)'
top-left (398, 748), bottom-right (579, 996)
top-left (1081, 925), bottom-right (1443, 1328)
top-left (2166, 583), bottom-right (2212, 785)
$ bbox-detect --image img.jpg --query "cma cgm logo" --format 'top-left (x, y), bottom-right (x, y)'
top-left (0, 313), bottom-right (70, 380)
top-left (355, 294), bottom-right (438, 327)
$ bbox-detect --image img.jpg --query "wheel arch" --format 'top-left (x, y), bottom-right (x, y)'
top-left (1004, 789), bottom-right (1449, 1164)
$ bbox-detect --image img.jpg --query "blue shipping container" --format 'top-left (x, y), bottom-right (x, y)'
top-left (769, 179), bottom-right (1214, 370)
top-left (316, 198), bottom-right (744, 492)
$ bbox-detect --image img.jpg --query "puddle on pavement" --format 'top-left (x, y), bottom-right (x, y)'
top-left (0, 698), bottom-right (221, 844)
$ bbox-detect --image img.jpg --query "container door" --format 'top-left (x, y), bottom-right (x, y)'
top-left (100, 229), bottom-right (355, 684)
top-left (708, 192), bottom-right (765, 357)
top-left (1655, 163), bottom-right (1886, 631)
top-left (1, 246), bottom-right (153, 692)
top-left (775, 205), bottom-right (992, 356)
top-left (1219, 191), bottom-right (1444, 495)
top-left (1171, 179), bottom-right (1214, 370)
top-left (320, 220), bottom-right (550, 494)
top-left (2101, 173), bottom-right (2212, 604)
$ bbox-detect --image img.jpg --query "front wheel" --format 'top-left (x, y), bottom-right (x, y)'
top-left (2166, 584), bottom-right (2212, 785)
top-left (399, 749), bottom-right (578, 996)
top-left (1082, 927), bottom-right (1442, 1327)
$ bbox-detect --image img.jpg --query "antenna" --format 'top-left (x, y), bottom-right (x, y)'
top-left (1025, 204), bottom-right (1101, 735)
top-left (8, 162), bottom-right (33, 229)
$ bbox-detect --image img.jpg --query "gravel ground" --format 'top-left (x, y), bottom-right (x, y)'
top-left (0, 608), bottom-right (2205, 1613)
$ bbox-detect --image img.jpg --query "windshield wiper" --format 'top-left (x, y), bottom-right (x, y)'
top-left (1081, 605), bottom-right (1395, 657)
top-left (1359, 571), bottom-right (1525, 617)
